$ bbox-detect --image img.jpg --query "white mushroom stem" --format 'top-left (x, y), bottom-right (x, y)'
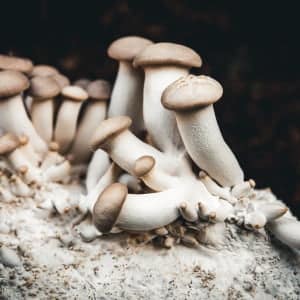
top-left (9, 175), bottom-right (33, 197)
top-left (79, 163), bottom-right (121, 214)
top-left (231, 179), bottom-right (256, 198)
top-left (85, 149), bottom-right (110, 192)
top-left (40, 151), bottom-right (65, 171)
top-left (43, 160), bottom-right (71, 183)
top-left (108, 61), bottom-right (144, 134)
top-left (267, 214), bottom-right (300, 250)
top-left (0, 95), bottom-right (47, 156)
top-left (71, 101), bottom-right (107, 163)
top-left (199, 171), bottom-right (237, 204)
top-left (143, 66), bottom-right (187, 152)
top-left (173, 104), bottom-right (244, 187)
top-left (31, 99), bottom-right (55, 144)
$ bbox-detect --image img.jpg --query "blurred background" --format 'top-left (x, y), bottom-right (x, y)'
top-left (0, 1), bottom-right (299, 216)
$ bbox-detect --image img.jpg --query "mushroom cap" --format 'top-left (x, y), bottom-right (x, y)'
top-left (162, 75), bottom-right (223, 111)
top-left (90, 116), bottom-right (132, 150)
top-left (108, 36), bottom-right (153, 61)
top-left (0, 70), bottom-right (29, 99)
top-left (30, 65), bottom-right (59, 77)
top-left (73, 78), bottom-right (91, 90)
top-left (29, 76), bottom-right (60, 100)
top-left (133, 42), bottom-right (202, 68)
top-left (0, 54), bottom-right (33, 74)
top-left (51, 73), bottom-right (70, 89)
top-left (61, 85), bottom-right (88, 102)
top-left (93, 183), bottom-right (128, 233)
top-left (133, 155), bottom-right (155, 177)
top-left (0, 133), bottom-right (20, 154)
top-left (87, 80), bottom-right (111, 101)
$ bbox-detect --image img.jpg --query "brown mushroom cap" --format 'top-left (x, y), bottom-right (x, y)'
top-left (73, 78), bottom-right (91, 90)
top-left (133, 42), bottom-right (202, 68)
top-left (0, 54), bottom-right (33, 74)
top-left (50, 73), bottom-right (70, 89)
top-left (87, 80), bottom-right (111, 101)
top-left (61, 85), bottom-right (88, 102)
top-left (108, 36), bottom-right (153, 61)
top-left (90, 116), bottom-right (132, 151)
top-left (30, 65), bottom-right (59, 77)
top-left (0, 70), bottom-right (29, 99)
top-left (162, 75), bottom-right (223, 111)
top-left (133, 155), bottom-right (155, 177)
top-left (0, 133), bottom-right (21, 154)
top-left (93, 183), bottom-right (128, 233)
top-left (29, 76), bottom-right (61, 100)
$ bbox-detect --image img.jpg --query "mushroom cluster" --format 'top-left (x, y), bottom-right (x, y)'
top-left (0, 37), bottom-right (299, 252)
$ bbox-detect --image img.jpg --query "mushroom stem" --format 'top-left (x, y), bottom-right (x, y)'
top-left (0, 95), bottom-right (47, 156)
top-left (142, 66), bottom-right (188, 152)
top-left (108, 61), bottom-right (144, 134)
top-left (85, 150), bottom-right (110, 192)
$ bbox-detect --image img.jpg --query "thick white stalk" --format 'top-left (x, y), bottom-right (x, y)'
top-left (175, 105), bottom-right (244, 187)
top-left (0, 95), bottom-right (47, 156)
top-left (143, 66), bottom-right (187, 152)
top-left (108, 61), bottom-right (144, 134)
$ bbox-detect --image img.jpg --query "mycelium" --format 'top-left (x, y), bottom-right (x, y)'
top-left (0, 38), bottom-right (300, 299)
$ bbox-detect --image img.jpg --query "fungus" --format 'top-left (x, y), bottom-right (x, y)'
top-left (0, 54), bottom-right (33, 74)
top-left (54, 85), bottom-right (88, 153)
top-left (29, 76), bottom-right (61, 144)
top-left (133, 42), bottom-right (202, 152)
top-left (162, 74), bottom-right (244, 187)
top-left (108, 36), bottom-right (153, 134)
top-left (0, 70), bottom-right (47, 156)
top-left (30, 65), bottom-right (59, 77)
top-left (70, 79), bottom-right (111, 163)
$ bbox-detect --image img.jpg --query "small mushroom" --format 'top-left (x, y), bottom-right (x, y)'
top-left (73, 78), bottom-right (91, 90)
top-left (0, 54), bottom-right (33, 74)
top-left (133, 42), bottom-right (202, 152)
top-left (162, 74), bottom-right (244, 187)
top-left (54, 85), bottom-right (88, 153)
top-left (107, 36), bottom-right (153, 135)
top-left (29, 76), bottom-right (61, 144)
top-left (0, 70), bottom-right (47, 156)
top-left (30, 64), bottom-right (59, 77)
top-left (70, 80), bottom-right (111, 163)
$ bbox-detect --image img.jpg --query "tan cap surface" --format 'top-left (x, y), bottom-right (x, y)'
top-left (29, 76), bottom-right (60, 100)
top-left (93, 183), bottom-right (128, 233)
top-left (51, 73), bottom-right (70, 89)
top-left (73, 78), bottom-right (91, 90)
top-left (0, 70), bottom-right (29, 99)
top-left (133, 155), bottom-right (155, 177)
top-left (87, 80), bottom-right (111, 101)
top-left (90, 116), bottom-right (132, 150)
top-left (30, 65), bottom-right (59, 77)
top-left (0, 133), bottom-right (21, 154)
top-left (0, 54), bottom-right (33, 74)
top-left (108, 36), bottom-right (153, 61)
top-left (61, 85), bottom-right (88, 102)
top-left (162, 75), bottom-right (223, 111)
top-left (133, 42), bottom-right (202, 68)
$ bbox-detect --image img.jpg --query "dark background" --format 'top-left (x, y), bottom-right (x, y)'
top-left (1, 1), bottom-right (299, 216)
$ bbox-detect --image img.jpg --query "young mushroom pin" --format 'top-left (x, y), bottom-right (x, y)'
top-left (133, 42), bottom-right (202, 152)
top-left (162, 75), bottom-right (244, 187)
top-left (107, 36), bottom-right (153, 135)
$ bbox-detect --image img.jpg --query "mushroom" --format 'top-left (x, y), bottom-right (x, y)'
top-left (30, 64), bottom-right (59, 77)
top-left (90, 116), bottom-right (191, 179)
top-left (70, 80), bottom-right (111, 163)
top-left (107, 36), bottom-right (153, 135)
top-left (54, 85), bottom-right (88, 154)
top-left (29, 76), bottom-right (61, 144)
top-left (0, 70), bottom-right (47, 156)
top-left (133, 42), bottom-right (202, 152)
top-left (93, 179), bottom-right (222, 232)
top-left (73, 78), bottom-right (91, 90)
top-left (50, 73), bottom-right (70, 89)
top-left (0, 54), bottom-right (33, 74)
top-left (162, 74), bottom-right (244, 187)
